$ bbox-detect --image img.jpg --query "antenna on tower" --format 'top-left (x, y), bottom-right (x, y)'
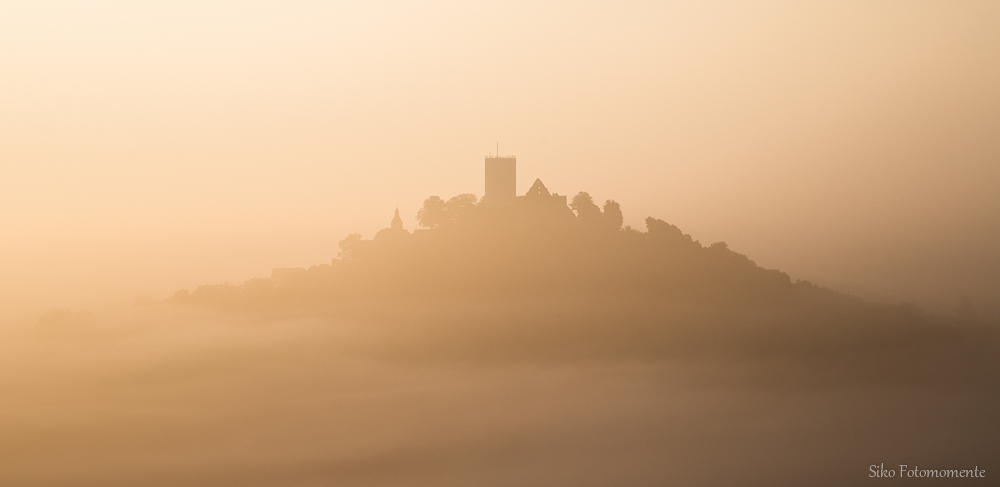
top-left (497, 141), bottom-right (499, 157)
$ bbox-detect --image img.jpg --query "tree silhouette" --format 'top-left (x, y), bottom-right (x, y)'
top-left (570, 192), bottom-right (603, 224)
top-left (417, 194), bottom-right (480, 228)
top-left (445, 193), bottom-right (479, 225)
top-left (645, 217), bottom-right (696, 248)
top-left (603, 200), bottom-right (623, 231)
top-left (416, 196), bottom-right (447, 229)
top-left (338, 233), bottom-right (364, 260)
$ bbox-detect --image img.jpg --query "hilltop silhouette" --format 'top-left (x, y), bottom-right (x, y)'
top-left (172, 155), bottom-right (997, 373)
top-left (175, 155), bottom-right (802, 306)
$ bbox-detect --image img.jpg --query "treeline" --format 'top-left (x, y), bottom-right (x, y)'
top-left (172, 190), bottom-right (863, 315)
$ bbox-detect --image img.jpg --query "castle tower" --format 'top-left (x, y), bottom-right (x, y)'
top-left (391, 207), bottom-right (403, 231)
top-left (484, 155), bottom-right (516, 207)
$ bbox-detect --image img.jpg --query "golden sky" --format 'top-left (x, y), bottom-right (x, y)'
top-left (2, 1), bottom-right (998, 322)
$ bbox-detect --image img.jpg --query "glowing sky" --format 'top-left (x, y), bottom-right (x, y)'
top-left (2, 1), bottom-right (998, 322)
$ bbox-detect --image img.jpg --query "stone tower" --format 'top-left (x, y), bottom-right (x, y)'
top-left (484, 155), bottom-right (516, 207)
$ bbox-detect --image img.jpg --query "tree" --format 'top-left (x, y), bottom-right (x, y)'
top-left (337, 233), bottom-right (363, 260)
top-left (570, 192), bottom-right (603, 224)
top-left (603, 199), bottom-right (623, 231)
top-left (645, 217), bottom-right (697, 248)
top-left (417, 194), bottom-right (479, 228)
top-left (416, 196), bottom-right (446, 228)
top-left (444, 193), bottom-right (478, 225)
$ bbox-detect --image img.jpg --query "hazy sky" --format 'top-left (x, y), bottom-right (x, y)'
top-left (2, 1), bottom-right (998, 322)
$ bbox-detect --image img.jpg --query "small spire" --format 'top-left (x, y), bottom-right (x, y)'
top-left (391, 206), bottom-right (403, 231)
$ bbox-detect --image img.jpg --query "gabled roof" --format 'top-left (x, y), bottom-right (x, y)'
top-left (526, 178), bottom-right (550, 198)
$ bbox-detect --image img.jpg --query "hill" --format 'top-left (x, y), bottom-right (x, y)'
top-left (170, 191), bottom-right (998, 382)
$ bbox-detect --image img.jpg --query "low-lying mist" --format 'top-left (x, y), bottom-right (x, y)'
top-left (3, 301), bottom-right (996, 487)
